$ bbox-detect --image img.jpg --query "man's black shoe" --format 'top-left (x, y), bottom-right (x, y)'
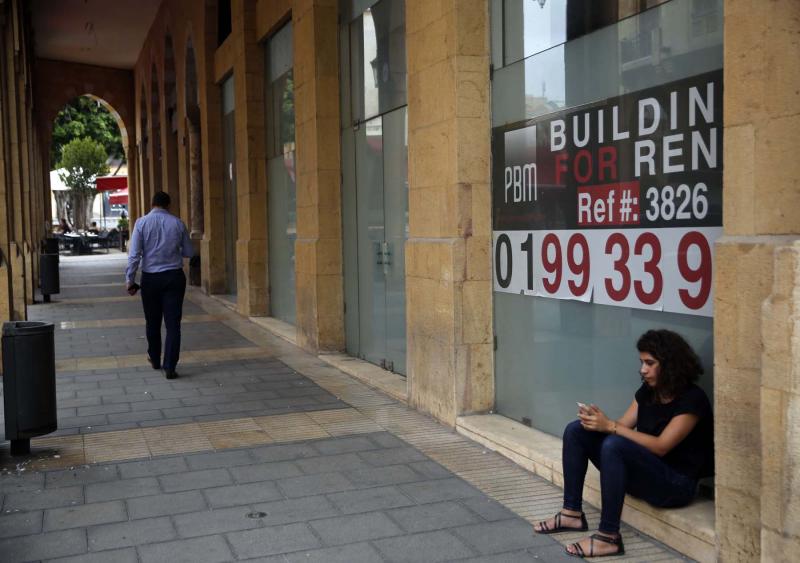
top-left (163, 369), bottom-right (178, 380)
top-left (147, 356), bottom-right (161, 370)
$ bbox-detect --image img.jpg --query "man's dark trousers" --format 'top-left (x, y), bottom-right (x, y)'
top-left (141, 269), bottom-right (186, 371)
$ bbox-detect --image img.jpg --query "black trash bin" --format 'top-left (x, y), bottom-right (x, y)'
top-left (189, 255), bottom-right (201, 286)
top-left (40, 252), bottom-right (60, 302)
top-left (2, 321), bottom-right (57, 455)
top-left (42, 237), bottom-right (59, 255)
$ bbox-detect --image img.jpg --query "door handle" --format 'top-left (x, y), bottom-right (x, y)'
top-left (381, 241), bottom-right (391, 276)
top-left (381, 241), bottom-right (391, 266)
top-left (375, 241), bottom-right (384, 265)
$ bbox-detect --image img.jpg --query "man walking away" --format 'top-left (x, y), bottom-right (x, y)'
top-left (125, 191), bottom-right (194, 379)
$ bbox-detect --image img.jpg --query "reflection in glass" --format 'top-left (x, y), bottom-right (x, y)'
top-left (502, 0), bottom-right (672, 67)
top-left (350, 0), bottom-right (406, 122)
top-left (493, 0), bottom-right (723, 126)
top-left (266, 23), bottom-right (296, 324)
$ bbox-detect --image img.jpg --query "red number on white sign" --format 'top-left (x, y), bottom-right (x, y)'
top-left (634, 233), bottom-right (663, 305)
top-left (604, 233), bottom-right (631, 301)
top-left (541, 233), bottom-right (562, 293)
top-left (567, 233), bottom-right (590, 296)
top-left (677, 231), bottom-right (712, 309)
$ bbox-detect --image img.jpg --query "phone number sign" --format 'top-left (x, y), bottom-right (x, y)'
top-left (492, 71), bottom-right (723, 317)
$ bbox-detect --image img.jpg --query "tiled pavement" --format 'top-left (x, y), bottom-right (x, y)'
top-left (0, 253), bottom-right (690, 562)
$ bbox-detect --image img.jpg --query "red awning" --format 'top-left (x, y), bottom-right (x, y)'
top-left (95, 175), bottom-right (127, 191)
top-left (109, 188), bottom-right (128, 205)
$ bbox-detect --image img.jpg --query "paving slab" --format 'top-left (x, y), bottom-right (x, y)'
top-left (227, 522), bottom-right (321, 559)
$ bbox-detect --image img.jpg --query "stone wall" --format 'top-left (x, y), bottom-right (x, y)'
top-left (716, 0), bottom-right (800, 560)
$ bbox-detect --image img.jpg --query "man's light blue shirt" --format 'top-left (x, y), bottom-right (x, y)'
top-left (125, 208), bottom-right (193, 285)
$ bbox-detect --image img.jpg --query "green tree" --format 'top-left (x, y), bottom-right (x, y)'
top-left (50, 96), bottom-right (124, 167)
top-left (58, 138), bottom-right (109, 231)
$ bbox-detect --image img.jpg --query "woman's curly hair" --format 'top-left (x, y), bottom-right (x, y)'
top-left (636, 329), bottom-right (704, 400)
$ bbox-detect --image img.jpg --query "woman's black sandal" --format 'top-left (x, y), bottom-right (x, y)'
top-left (534, 511), bottom-right (588, 534)
top-left (566, 533), bottom-right (625, 558)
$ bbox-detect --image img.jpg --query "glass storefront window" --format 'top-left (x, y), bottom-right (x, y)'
top-left (349, 0), bottom-right (406, 123)
top-left (266, 24), bottom-right (294, 160)
top-left (493, 0), bottom-right (723, 126)
top-left (266, 23), bottom-right (297, 325)
top-left (491, 0), bottom-right (723, 438)
top-left (500, 0), bottom-right (672, 68)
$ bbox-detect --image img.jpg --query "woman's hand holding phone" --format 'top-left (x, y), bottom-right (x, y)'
top-left (578, 403), bottom-right (614, 433)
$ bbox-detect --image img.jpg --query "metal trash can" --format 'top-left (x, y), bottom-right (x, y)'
top-left (189, 255), bottom-right (201, 286)
top-left (40, 253), bottom-right (60, 302)
top-left (42, 237), bottom-right (59, 254)
top-left (2, 321), bottom-right (57, 455)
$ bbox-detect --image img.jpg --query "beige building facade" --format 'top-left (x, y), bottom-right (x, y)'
top-left (1, 0), bottom-right (799, 560)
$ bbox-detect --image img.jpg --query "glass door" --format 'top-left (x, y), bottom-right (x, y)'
top-left (341, 0), bottom-right (408, 374)
top-left (221, 76), bottom-right (237, 297)
top-left (351, 108), bottom-right (407, 374)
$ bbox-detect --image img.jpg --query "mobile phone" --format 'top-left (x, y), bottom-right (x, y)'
top-left (128, 282), bottom-right (140, 295)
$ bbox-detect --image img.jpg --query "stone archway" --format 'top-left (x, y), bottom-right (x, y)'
top-left (48, 95), bottom-right (129, 229)
top-left (33, 60), bottom-right (136, 226)
top-left (34, 60), bottom-right (135, 172)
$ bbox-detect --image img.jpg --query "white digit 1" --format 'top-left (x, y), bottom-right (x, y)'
top-left (645, 187), bottom-right (659, 221)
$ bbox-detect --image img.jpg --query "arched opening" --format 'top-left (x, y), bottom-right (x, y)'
top-left (185, 35), bottom-right (204, 240)
top-left (139, 84), bottom-right (150, 217)
top-left (164, 34), bottom-right (180, 215)
top-left (49, 94), bottom-right (128, 233)
top-left (149, 63), bottom-right (163, 193)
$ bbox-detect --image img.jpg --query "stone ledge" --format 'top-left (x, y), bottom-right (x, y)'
top-left (249, 316), bottom-right (298, 346)
top-left (456, 414), bottom-right (715, 563)
top-left (318, 353), bottom-right (408, 405)
top-left (207, 293), bottom-right (238, 312)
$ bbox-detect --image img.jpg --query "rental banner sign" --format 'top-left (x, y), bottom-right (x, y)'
top-left (491, 70), bottom-right (723, 317)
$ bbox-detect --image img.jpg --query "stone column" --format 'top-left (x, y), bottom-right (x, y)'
top-left (127, 148), bottom-right (138, 230)
top-left (199, 1), bottom-right (227, 295)
top-left (3, 13), bottom-right (27, 319)
top-left (405, 0), bottom-right (493, 425)
top-left (715, 1), bottom-right (800, 560)
top-left (186, 110), bottom-right (204, 238)
top-left (229, 0), bottom-right (268, 317)
top-left (293, 0), bottom-right (344, 352)
top-left (0, 13), bottom-right (14, 327)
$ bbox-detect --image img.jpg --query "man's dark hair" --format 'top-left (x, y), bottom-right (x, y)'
top-left (636, 329), bottom-right (703, 400)
top-left (152, 191), bottom-right (171, 208)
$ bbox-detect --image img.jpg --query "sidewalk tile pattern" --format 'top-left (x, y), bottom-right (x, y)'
top-left (0, 253), bottom-right (691, 562)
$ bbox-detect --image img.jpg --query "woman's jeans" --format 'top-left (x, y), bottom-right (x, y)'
top-left (562, 420), bottom-right (697, 534)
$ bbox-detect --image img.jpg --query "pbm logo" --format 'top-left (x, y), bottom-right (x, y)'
top-left (504, 126), bottom-right (537, 204)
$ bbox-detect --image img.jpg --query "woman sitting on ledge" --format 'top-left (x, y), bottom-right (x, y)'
top-left (534, 329), bottom-right (714, 558)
